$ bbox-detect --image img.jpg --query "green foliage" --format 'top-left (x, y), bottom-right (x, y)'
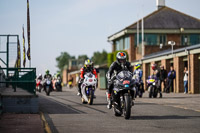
top-left (91, 50), bottom-right (107, 65)
top-left (107, 50), bottom-right (129, 67)
top-left (78, 55), bottom-right (88, 61)
top-left (56, 52), bottom-right (74, 72)
top-left (107, 53), bottom-right (113, 67)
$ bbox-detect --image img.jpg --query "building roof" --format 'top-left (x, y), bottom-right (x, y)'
top-left (108, 6), bottom-right (200, 41)
top-left (128, 6), bottom-right (200, 29)
top-left (143, 43), bottom-right (200, 60)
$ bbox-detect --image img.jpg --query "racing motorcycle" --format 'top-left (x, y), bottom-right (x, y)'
top-left (55, 76), bottom-right (62, 91)
top-left (44, 76), bottom-right (53, 96)
top-left (146, 76), bottom-right (158, 98)
top-left (111, 70), bottom-right (136, 119)
top-left (36, 79), bottom-right (43, 92)
top-left (81, 72), bottom-right (97, 105)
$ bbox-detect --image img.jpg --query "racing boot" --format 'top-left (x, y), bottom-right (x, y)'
top-left (159, 92), bottom-right (162, 98)
top-left (106, 92), bottom-right (112, 109)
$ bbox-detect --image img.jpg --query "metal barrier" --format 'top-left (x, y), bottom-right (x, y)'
top-left (0, 67), bottom-right (36, 94)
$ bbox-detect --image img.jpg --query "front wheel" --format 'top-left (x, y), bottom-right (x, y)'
top-left (149, 86), bottom-right (153, 98)
top-left (124, 94), bottom-right (131, 119)
top-left (46, 86), bottom-right (51, 96)
top-left (153, 87), bottom-right (158, 98)
top-left (88, 89), bottom-right (94, 105)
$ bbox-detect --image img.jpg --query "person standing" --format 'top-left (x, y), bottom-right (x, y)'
top-left (151, 64), bottom-right (162, 98)
top-left (183, 67), bottom-right (188, 94)
top-left (166, 66), bottom-right (176, 93)
top-left (160, 66), bottom-right (167, 92)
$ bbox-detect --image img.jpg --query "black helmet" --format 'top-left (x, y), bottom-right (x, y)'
top-left (116, 52), bottom-right (127, 65)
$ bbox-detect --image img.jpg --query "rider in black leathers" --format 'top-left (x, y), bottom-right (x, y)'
top-left (106, 52), bottom-right (132, 109)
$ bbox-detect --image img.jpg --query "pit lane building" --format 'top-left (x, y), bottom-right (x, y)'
top-left (108, 2), bottom-right (200, 93)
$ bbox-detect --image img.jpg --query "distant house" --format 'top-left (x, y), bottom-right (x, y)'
top-left (108, 1), bottom-right (200, 94)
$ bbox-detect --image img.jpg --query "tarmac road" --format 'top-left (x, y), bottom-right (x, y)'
top-left (38, 87), bottom-right (200, 133)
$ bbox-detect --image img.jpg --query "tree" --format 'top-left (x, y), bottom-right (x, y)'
top-left (78, 55), bottom-right (88, 61)
top-left (91, 50), bottom-right (107, 65)
top-left (56, 52), bottom-right (75, 72)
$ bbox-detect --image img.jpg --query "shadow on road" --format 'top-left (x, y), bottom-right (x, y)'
top-left (39, 96), bottom-right (85, 114)
top-left (130, 115), bottom-right (200, 120)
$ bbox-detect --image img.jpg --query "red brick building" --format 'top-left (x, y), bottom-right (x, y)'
top-left (108, 4), bottom-right (200, 93)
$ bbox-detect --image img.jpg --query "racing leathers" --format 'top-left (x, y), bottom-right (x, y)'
top-left (106, 61), bottom-right (132, 108)
top-left (133, 68), bottom-right (144, 93)
top-left (78, 66), bottom-right (98, 96)
top-left (153, 69), bottom-right (162, 98)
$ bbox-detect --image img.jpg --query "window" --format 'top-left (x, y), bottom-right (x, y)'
top-left (116, 40), bottom-right (120, 51)
top-left (181, 35), bottom-right (189, 45)
top-left (135, 34), bottom-right (157, 46)
top-left (159, 35), bottom-right (166, 45)
top-left (124, 36), bottom-right (130, 49)
top-left (190, 34), bottom-right (200, 45)
top-left (145, 34), bottom-right (157, 45)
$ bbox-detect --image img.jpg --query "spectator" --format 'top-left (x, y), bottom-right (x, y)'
top-left (166, 66), bottom-right (176, 93)
top-left (183, 67), bottom-right (188, 94)
top-left (151, 64), bottom-right (162, 98)
top-left (160, 66), bottom-right (167, 92)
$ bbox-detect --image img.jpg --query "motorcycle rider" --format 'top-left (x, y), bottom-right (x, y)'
top-left (151, 64), bottom-right (162, 98)
top-left (78, 59), bottom-right (98, 96)
top-left (43, 69), bottom-right (52, 91)
top-left (37, 73), bottom-right (43, 80)
top-left (106, 52), bottom-right (132, 109)
top-left (133, 63), bottom-right (144, 95)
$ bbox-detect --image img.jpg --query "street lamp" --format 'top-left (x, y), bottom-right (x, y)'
top-left (168, 41), bottom-right (176, 56)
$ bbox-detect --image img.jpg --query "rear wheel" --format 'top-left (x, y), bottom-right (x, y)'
top-left (124, 94), bottom-right (131, 119)
top-left (88, 89), bottom-right (94, 105)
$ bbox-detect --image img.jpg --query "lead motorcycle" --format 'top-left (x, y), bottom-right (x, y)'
top-left (81, 72), bottom-right (97, 105)
top-left (111, 70), bottom-right (136, 119)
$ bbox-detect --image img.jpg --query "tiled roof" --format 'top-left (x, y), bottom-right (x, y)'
top-left (143, 43), bottom-right (200, 60)
top-left (128, 6), bottom-right (200, 29)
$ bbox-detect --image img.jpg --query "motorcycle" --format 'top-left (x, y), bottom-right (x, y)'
top-left (36, 79), bottom-right (43, 92)
top-left (146, 76), bottom-right (158, 98)
top-left (44, 76), bottom-right (53, 96)
top-left (55, 76), bottom-right (62, 91)
top-left (81, 72), bottom-right (97, 105)
top-left (111, 70), bottom-right (136, 119)
top-left (68, 81), bottom-right (73, 89)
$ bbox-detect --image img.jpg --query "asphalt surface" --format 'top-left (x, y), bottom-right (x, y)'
top-left (38, 87), bottom-right (200, 133)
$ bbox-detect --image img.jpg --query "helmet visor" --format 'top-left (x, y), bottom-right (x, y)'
top-left (119, 59), bottom-right (126, 64)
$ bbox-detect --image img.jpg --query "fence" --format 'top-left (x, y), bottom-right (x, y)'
top-left (0, 67), bottom-right (36, 94)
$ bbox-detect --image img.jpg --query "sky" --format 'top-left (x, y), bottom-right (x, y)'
top-left (0, 0), bottom-right (200, 75)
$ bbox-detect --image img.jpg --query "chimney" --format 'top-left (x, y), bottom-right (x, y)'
top-left (156, 0), bottom-right (165, 10)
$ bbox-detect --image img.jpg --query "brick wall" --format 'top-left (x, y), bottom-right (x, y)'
top-left (167, 34), bottom-right (181, 45)
top-left (174, 57), bottom-right (184, 93)
top-left (62, 69), bottom-right (67, 85)
top-left (129, 35), bottom-right (136, 61)
top-left (189, 54), bottom-right (200, 94)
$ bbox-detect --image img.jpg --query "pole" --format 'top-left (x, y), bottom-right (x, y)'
top-left (137, 19), bottom-right (139, 46)
top-left (141, 16), bottom-right (144, 58)
top-left (7, 35), bottom-right (9, 77)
